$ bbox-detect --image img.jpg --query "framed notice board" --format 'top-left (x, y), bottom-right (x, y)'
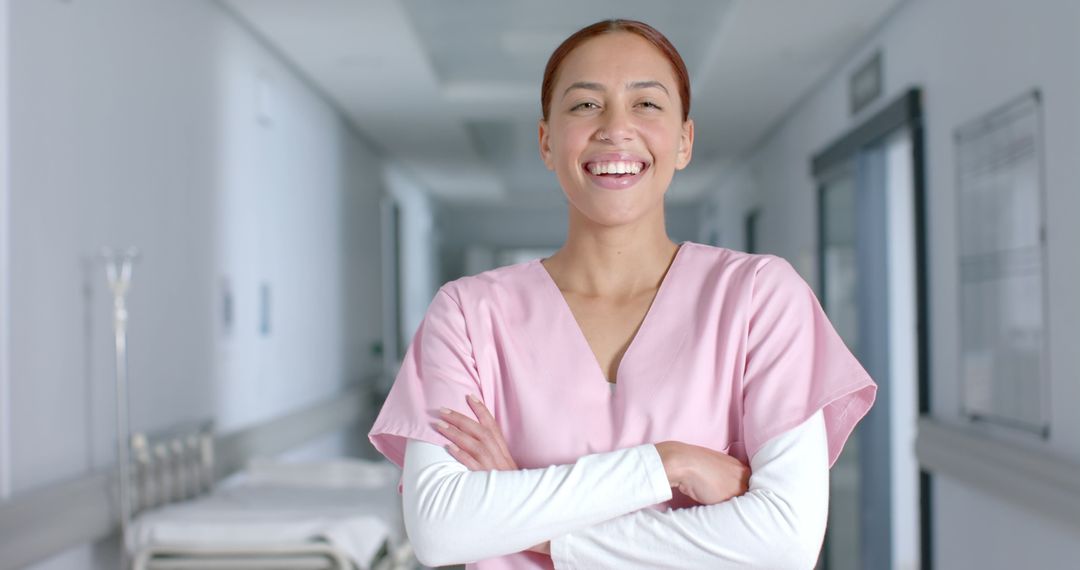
top-left (955, 91), bottom-right (1050, 437)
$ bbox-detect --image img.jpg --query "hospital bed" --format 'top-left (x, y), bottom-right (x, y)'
top-left (122, 423), bottom-right (415, 570)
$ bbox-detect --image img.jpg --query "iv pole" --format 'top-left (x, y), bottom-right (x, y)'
top-left (101, 246), bottom-right (139, 567)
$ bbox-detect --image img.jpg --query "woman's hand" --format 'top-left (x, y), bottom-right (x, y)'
top-left (434, 394), bottom-right (517, 470)
top-left (434, 395), bottom-right (550, 556)
top-left (655, 441), bottom-right (750, 506)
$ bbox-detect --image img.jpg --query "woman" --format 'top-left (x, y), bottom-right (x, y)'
top-left (368, 19), bottom-right (876, 569)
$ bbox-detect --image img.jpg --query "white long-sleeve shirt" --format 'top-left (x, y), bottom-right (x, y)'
top-left (401, 410), bottom-right (828, 568)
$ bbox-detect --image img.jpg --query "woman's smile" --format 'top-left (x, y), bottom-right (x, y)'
top-left (581, 152), bottom-right (652, 190)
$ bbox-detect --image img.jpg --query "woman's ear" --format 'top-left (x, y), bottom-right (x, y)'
top-left (675, 118), bottom-right (694, 170)
top-left (538, 119), bottom-right (555, 171)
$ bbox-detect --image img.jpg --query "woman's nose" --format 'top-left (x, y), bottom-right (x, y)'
top-left (595, 107), bottom-right (634, 143)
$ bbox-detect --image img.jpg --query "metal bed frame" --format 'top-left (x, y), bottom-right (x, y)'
top-left (124, 423), bottom-right (413, 570)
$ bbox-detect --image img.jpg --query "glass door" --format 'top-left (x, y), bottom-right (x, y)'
top-left (818, 166), bottom-right (863, 570)
top-left (817, 123), bottom-right (922, 570)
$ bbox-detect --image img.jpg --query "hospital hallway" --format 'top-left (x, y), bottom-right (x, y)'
top-left (1, 0), bottom-right (1079, 568)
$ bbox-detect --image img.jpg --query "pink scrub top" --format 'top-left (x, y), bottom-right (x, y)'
top-left (368, 241), bottom-right (877, 569)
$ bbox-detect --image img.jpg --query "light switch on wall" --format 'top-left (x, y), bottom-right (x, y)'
top-left (220, 278), bottom-right (233, 335)
top-left (259, 282), bottom-right (271, 336)
top-left (256, 72), bottom-right (274, 127)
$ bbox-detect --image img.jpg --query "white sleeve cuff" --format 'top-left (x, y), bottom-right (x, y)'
top-left (636, 443), bottom-right (673, 504)
top-left (550, 533), bottom-right (575, 569)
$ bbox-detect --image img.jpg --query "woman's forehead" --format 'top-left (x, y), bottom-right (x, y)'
top-left (555, 33), bottom-right (677, 91)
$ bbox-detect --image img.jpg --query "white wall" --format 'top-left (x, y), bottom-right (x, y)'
top-left (0, 0), bottom-right (11, 502)
top-left (205, 10), bottom-right (385, 434)
top-left (382, 163), bottom-right (439, 343)
top-left (697, 164), bottom-right (758, 255)
top-left (7, 0), bottom-right (385, 566)
top-left (708, 0), bottom-right (1080, 567)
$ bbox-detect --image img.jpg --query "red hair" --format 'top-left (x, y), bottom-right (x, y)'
top-left (540, 19), bottom-right (691, 122)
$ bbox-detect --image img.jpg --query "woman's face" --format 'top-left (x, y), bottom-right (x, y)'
top-left (539, 32), bottom-right (693, 227)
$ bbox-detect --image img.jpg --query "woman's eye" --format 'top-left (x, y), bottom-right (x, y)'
top-left (571, 102), bottom-right (599, 111)
top-left (637, 101), bottom-right (662, 110)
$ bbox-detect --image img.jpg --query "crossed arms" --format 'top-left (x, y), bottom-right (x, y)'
top-left (402, 409), bottom-right (828, 569)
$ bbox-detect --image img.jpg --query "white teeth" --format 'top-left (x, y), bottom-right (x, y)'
top-left (587, 161), bottom-right (645, 175)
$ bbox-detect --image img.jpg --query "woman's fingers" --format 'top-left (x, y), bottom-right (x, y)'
top-left (466, 395), bottom-right (516, 467)
top-left (441, 404), bottom-right (505, 463)
top-left (434, 416), bottom-right (490, 463)
top-left (433, 397), bottom-right (519, 471)
top-left (436, 408), bottom-right (505, 468)
top-left (467, 394), bottom-right (498, 429)
top-left (444, 442), bottom-right (483, 470)
top-left (439, 408), bottom-right (494, 453)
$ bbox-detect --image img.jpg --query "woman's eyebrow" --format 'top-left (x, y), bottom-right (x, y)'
top-left (562, 80), bottom-right (670, 99)
top-left (628, 80), bottom-right (669, 95)
top-left (563, 81), bottom-right (604, 98)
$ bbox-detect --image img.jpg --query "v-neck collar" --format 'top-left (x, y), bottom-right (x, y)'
top-left (533, 241), bottom-right (689, 389)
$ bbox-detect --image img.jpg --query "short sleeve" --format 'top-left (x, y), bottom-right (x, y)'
top-left (741, 256), bottom-right (877, 468)
top-left (368, 285), bottom-right (482, 478)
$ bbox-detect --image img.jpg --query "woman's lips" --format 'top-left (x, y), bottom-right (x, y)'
top-left (581, 161), bottom-right (650, 190)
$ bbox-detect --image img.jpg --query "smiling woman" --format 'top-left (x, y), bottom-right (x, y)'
top-left (538, 22), bottom-right (692, 229)
top-left (368, 18), bottom-right (876, 570)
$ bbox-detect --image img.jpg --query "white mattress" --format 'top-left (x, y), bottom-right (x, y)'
top-left (128, 459), bottom-right (405, 569)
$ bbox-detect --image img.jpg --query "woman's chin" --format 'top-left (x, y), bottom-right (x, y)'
top-left (571, 204), bottom-right (652, 228)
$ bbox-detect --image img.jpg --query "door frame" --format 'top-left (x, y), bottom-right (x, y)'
top-left (811, 88), bottom-right (931, 569)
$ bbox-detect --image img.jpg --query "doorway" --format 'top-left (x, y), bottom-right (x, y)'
top-left (813, 89), bottom-right (930, 570)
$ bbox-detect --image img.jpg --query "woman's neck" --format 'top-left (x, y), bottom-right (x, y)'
top-left (541, 220), bottom-right (680, 299)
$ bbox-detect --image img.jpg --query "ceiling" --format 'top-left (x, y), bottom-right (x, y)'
top-left (222, 0), bottom-right (905, 204)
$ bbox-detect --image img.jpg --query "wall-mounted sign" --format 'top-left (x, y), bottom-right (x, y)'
top-left (849, 51), bottom-right (883, 116)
